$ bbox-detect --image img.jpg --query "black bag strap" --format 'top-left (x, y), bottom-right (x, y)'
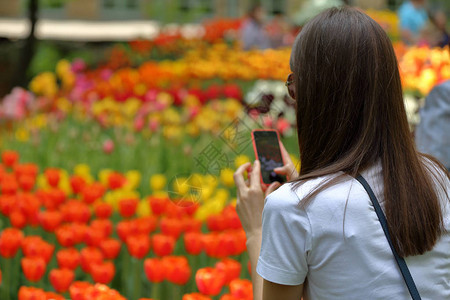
top-left (355, 174), bottom-right (422, 300)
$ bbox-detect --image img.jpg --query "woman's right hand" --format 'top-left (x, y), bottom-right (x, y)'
top-left (274, 142), bottom-right (299, 180)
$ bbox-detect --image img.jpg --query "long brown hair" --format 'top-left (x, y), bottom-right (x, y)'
top-left (290, 7), bottom-right (449, 257)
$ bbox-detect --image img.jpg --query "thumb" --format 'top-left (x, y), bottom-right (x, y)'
top-left (265, 181), bottom-right (281, 196)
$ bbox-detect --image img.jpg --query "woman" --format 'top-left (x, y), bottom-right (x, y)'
top-left (240, 4), bottom-right (270, 50)
top-left (234, 7), bottom-right (449, 300)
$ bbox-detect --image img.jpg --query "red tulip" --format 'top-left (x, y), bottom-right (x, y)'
top-left (0, 227), bottom-right (24, 258)
top-left (99, 238), bottom-right (122, 259)
top-left (108, 172), bottom-right (126, 190)
top-left (80, 247), bottom-right (103, 273)
top-left (56, 224), bottom-right (76, 247)
top-left (18, 174), bottom-right (35, 191)
top-left (90, 219), bottom-right (113, 238)
top-left (90, 261), bottom-right (115, 284)
top-left (1, 150), bottom-right (19, 167)
top-left (56, 248), bottom-right (80, 270)
top-left (39, 210), bottom-right (62, 232)
top-left (18, 286), bottom-right (46, 300)
top-left (135, 216), bottom-right (157, 235)
top-left (183, 231), bottom-right (203, 255)
top-left (183, 293), bottom-right (212, 300)
top-left (116, 220), bottom-right (137, 241)
top-left (215, 258), bottom-right (242, 285)
top-left (119, 198), bottom-right (138, 218)
top-left (22, 236), bottom-right (54, 264)
top-left (0, 194), bottom-right (15, 216)
top-left (229, 279), bottom-right (253, 299)
top-left (162, 256), bottom-right (191, 285)
top-left (0, 177), bottom-right (18, 194)
top-left (94, 202), bottom-right (113, 219)
top-left (44, 168), bottom-right (60, 188)
top-left (160, 217), bottom-right (184, 239)
top-left (144, 258), bottom-right (165, 283)
top-left (152, 234), bottom-right (175, 257)
top-left (50, 268), bottom-right (75, 293)
top-left (195, 267), bottom-right (226, 296)
top-left (63, 200), bottom-right (91, 223)
top-left (84, 226), bottom-right (105, 247)
top-left (40, 188), bottom-right (66, 210)
top-left (126, 235), bottom-right (151, 259)
top-left (13, 163), bottom-right (38, 179)
top-left (21, 256), bottom-right (46, 282)
top-left (70, 175), bottom-right (86, 195)
top-left (10, 209), bottom-right (27, 228)
top-left (45, 292), bottom-right (65, 300)
top-left (69, 281), bottom-right (92, 300)
top-left (81, 182), bottom-right (105, 204)
top-left (183, 217), bottom-right (202, 233)
top-left (148, 196), bottom-right (169, 216)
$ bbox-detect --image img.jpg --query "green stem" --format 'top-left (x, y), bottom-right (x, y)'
top-left (132, 258), bottom-right (141, 300)
top-left (3, 257), bottom-right (11, 300)
top-left (151, 282), bottom-right (161, 300)
top-left (171, 284), bottom-right (182, 300)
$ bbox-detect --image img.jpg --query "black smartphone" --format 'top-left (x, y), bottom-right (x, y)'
top-left (251, 129), bottom-right (287, 185)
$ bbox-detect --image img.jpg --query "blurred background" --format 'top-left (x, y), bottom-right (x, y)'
top-left (0, 1), bottom-right (448, 299)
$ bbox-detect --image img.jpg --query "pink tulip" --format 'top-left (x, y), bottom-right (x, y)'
top-left (103, 139), bottom-right (114, 154)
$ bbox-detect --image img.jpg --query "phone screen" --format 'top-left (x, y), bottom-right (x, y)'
top-left (252, 130), bottom-right (287, 184)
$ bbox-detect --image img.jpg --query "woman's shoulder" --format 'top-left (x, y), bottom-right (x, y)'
top-left (265, 172), bottom-right (356, 211)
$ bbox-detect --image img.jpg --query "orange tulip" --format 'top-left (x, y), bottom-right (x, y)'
top-left (0, 227), bottom-right (24, 258)
top-left (50, 268), bottom-right (75, 293)
top-left (90, 219), bottom-right (113, 238)
top-left (0, 194), bottom-right (15, 216)
top-left (162, 256), bottom-right (191, 285)
top-left (18, 174), bottom-right (36, 192)
top-left (144, 258), bottom-right (165, 283)
top-left (84, 226), bottom-right (105, 247)
top-left (117, 220), bottom-right (137, 241)
top-left (61, 200), bottom-right (91, 223)
top-left (152, 234), bottom-right (175, 257)
top-left (56, 248), bottom-right (80, 270)
top-left (69, 281), bottom-right (92, 300)
top-left (0, 177), bottom-right (18, 194)
top-left (90, 261), bottom-right (115, 284)
top-left (45, 292), bottom-right (65, 300)
top-left (99, 238), bottom-right (122, 259)
top-left (21, 256), bottom-right (47, 282)
top-left (195, 267), bottom-right (226, 296)
top-left (126, 234), bottom-right (151, 259)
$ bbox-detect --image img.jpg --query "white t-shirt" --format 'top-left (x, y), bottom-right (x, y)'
top-left (256, 162), bottom-right (450, 299)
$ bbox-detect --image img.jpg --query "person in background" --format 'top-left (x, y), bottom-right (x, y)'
top-left (241, 4), bottom-right (270, 50)
top-left (415, 46), bottom-right (450, 171)
top-left (398, 0), bottom-right (428, 44)
top-left (419, 9), bottom-right (449, 48)
top-left (265, 10), bottom-right (291, 48)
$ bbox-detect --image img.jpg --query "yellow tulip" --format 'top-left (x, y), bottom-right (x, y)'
top-left (150, 174), bottom-right (167, 191)
top-left (220, 168), bottom-right (235, 187)
top-left (136, 200), bottom-right (151, 217)
top-left (234, 154), bottom-right (250, 168)
top-left (124, 170), bottom-right (141, 190)
top-left (99, 169), bottom-right (113, 186)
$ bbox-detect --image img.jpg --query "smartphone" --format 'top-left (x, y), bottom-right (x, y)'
top-left (251, 129), bottom-right (287, 185)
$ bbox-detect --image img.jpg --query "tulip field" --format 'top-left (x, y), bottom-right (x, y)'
top-left (0, 12), bottom-right (449, 300)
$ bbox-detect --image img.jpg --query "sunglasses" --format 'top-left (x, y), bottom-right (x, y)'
top-left (285, 73), bottom-right (295, 99)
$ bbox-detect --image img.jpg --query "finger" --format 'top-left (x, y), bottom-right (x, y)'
top-left (234, 162), bottom-right (251, 189)
top-left (250, 160), bottom-right (262, 187)
top-left (279, 141), bottom-right (292, 165)
top-left (273, 165), bottom-right (291, 175)
top-left (265, 181), bottom-right (281, 196)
